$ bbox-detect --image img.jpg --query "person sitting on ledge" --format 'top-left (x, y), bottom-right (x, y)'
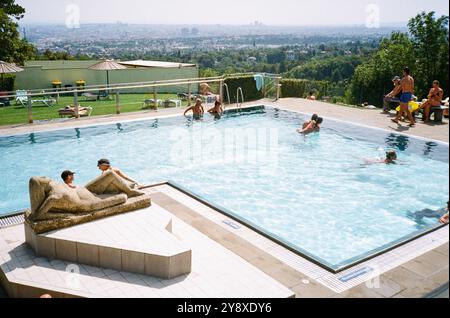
top-left (383, 76), bottom-right (402, 113)
top-left (306, 91), bottom-right (316, 101)
top-left (97, 158), bottom-right (142, 189)
top-left (420, 80), bottom-right (444, 123)
top-left (27, 170), bottom-right (146, 222)
top-left (61, 170), bottom-right (77, 189)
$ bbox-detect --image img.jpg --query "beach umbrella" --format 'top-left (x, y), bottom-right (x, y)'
top-left (0, 61), bottom-right (24, 91)
top-left (88, 59), bottom-right (127, 90)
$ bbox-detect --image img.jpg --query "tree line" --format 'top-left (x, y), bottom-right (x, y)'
top-left (1, 0), bottom-right (448, 107)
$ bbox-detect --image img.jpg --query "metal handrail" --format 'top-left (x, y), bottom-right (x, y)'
top-left (222, 83), bottom-right (231, 107)
top-left (236, 87), bottom-right (244, 108)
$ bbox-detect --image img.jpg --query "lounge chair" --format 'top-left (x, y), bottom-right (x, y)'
top-left (142, 99), bottom-right (162, 109)
top-left (82, 93), bottom-right (99, 101)
top-left (15, 90), bottom-right (29, 106)
top-left (58, 105), bottom-right (93, 117)
top-left (15, 90), bottom-right (56, 107)
top-left (97, 90), bottom-right (111, 100)
top-left (163, 99), bottom-right (182, 108)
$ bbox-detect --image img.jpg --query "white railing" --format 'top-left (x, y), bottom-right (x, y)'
top-left (0, 72), bottom-right (281, 123)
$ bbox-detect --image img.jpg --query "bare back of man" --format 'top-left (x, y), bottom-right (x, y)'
top-left (392, 68), bottom-right (415, 127)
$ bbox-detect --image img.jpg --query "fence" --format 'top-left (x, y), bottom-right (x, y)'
top-left (0, 73), bottom-right (281, 126)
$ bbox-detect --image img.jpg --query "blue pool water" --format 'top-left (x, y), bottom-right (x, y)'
top-left (0, 106), bottom-right (448, 270)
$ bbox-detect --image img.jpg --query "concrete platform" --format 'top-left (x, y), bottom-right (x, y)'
top-left (0, 201), bottom-right (294, 298)
top-left (25, 207), bottom-right (192, 279)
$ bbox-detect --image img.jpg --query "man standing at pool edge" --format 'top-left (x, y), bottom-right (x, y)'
top-left (392, 67), bottom-right (415, 127)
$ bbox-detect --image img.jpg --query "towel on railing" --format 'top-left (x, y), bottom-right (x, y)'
top-left (254, 74), bottom-right (264, 92)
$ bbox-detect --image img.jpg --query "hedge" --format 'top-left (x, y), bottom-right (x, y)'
top-left (0, 74), bottom-right (15, 92)
top-left (280, 79), bottom-right (329, 99)
top-left (224, 75), bottom-right (264, 102)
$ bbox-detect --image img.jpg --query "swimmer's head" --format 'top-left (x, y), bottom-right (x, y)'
top-left (386, 150), bottom-right (397, 162)
top-left (316, 117), bottom-right (324, 125)
top-left (311, 114), bottom-right (319, 121)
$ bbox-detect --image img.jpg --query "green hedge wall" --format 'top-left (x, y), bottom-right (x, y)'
top-left (224, 75), bottom-right (264, 102)
top-left (0, 74), bottom-right (15, 92)
top-left (280, 79), bottom-right (329, 99)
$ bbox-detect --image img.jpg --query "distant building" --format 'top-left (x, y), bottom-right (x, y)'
top-left (15, 60), bottom-right (198, 93)
top-left (247, 56), bottom-right (257, 63)
top-left (285, 50), bottom-right (296, 61)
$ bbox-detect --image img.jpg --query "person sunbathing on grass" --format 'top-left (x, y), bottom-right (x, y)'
top-left (184, 98), bottom-right (205, 119)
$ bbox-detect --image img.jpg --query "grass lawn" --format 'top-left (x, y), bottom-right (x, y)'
top-left (0, 93), bottom-right (191, 126)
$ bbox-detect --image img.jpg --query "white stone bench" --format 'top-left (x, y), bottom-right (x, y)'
top-left (25, 206), bottom-right (192, 279)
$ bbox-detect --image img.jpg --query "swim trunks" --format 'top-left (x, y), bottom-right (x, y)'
top-left (400, 92), bottom-right (413, 104)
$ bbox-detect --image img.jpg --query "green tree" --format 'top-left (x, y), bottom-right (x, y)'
top-left (408, 11), bottom-right (449, 98)
top-left (0, 0), bottom-right (36, 64)
top-left (348, 12), bottom-right (449, 106)
top-left (350, 32), bottom-right (414, 105)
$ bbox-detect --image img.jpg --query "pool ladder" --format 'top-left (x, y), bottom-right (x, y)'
top-left (222, 83), bottom-right (231, 109)
top-left (236, 87), bottom-right (244, 108)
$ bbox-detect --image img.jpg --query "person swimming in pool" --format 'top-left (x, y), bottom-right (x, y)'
top-left (301, 114), bottom-right (319, 130)
top-left (391, 67), bottom-right (416, 127)
top-left (298, 116), bottom-right (323, 135)
top-left (364, 150), bottom-right (398, 165)
top-left (184, 98), bottom-right (205, 119)
top-left (409, 201), bottom-right (449, 224)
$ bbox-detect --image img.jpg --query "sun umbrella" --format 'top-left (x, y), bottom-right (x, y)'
top-left (0, 61), bottom-right (24, 91)
top-left (88, 59), bottom-right (127, 90)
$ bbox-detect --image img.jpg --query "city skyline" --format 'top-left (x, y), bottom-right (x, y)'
top-left (16, 0), bottom-right (449, 26)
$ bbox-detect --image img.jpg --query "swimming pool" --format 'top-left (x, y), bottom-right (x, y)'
top-left (0, 106), bottom-right (448, 272)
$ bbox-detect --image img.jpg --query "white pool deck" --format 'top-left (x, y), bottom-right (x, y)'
top-left (0, 98), bottom-right (448, 298)
top-left (0, 202), bottom-right (294, 298)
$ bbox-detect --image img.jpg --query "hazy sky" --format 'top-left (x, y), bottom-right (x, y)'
top-left (16, 0), bottom-right (449, 25)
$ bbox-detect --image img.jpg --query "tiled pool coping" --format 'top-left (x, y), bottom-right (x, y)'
top-left (162, 181), bottom-right (448, 274)
top-left (150, 183), bottom-right (449, 296)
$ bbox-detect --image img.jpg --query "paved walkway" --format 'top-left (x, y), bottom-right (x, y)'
top-left (267, 98), bottom-right (449, 143)
top-left (1, 98), bottom-right (448, 143)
